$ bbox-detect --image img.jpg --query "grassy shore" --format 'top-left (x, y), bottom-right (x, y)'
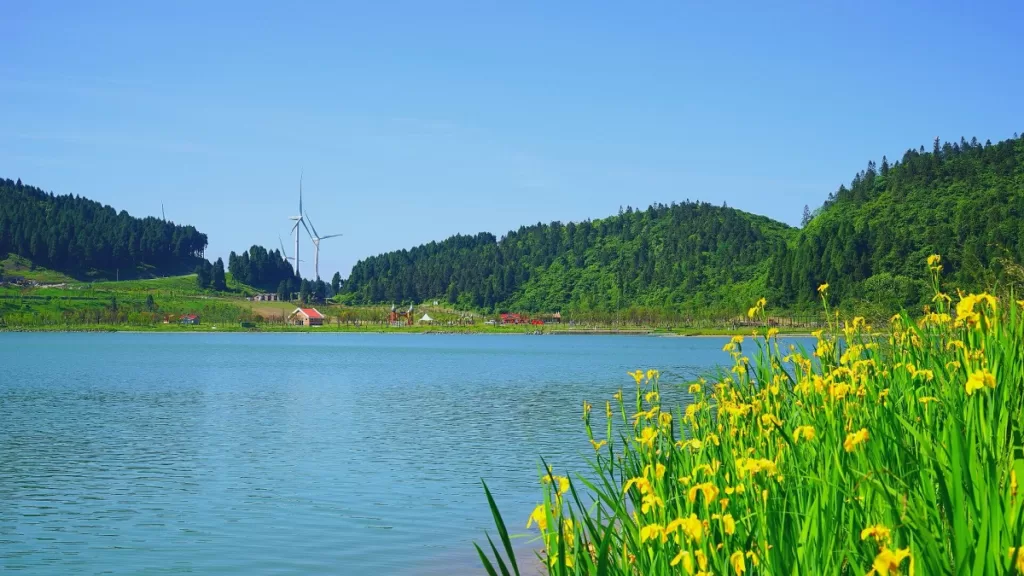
top-left (1, 272), bottom-right (823, 336)
top-left (0, 322), bottom-right (816, 336)
top-left (477, 257), bottom-right (1024, 575)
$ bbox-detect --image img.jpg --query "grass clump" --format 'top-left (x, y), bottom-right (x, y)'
top-left (479, 256), bottom-right (1024, 575)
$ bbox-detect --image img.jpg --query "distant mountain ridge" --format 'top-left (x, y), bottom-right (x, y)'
top-left (343, 134), bottom-right (1024, 315)
top-left (0, 178), bottom-right (208, 280)
top-left (341, 201), bottom-right (795, 314)
top-left (5, 133), bottom-right (1022, 313)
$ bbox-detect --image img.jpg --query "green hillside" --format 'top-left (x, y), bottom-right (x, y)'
top-left (0, 178), bottom-right (208, 280)
top-left (344, 134), bottom-right (1024, 316)
top-left (770, 134), bottom-right (1024, 312)
top-left (0, 253), bottom-right (76, 284)
top-left (341, 202), bottom-right (795, 315)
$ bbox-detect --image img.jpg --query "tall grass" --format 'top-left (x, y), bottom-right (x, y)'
top-left (478, 256), bottom-right (1024, 575)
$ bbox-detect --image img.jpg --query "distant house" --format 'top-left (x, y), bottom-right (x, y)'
top-left (290, 307), bottom-right (324, 327)
top-left (180, 314), bottom-right (200, 325)
top-left (500, 313), bottom-right (526, 325)
top-left (253, 293), bottom-right (279, 302)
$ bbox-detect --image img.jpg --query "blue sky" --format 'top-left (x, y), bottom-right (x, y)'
top-left (2, 1), bottom-right (1022, 280)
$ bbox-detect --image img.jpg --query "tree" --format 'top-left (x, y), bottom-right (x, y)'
top-left (211, 257), bottom-right (227, 291)
top-left (331, 271), bottom-right (342, 294)
top-left (299, 279), bottom-right (311, 304)
top-left (314, 279), bottom-right (327, 302)
top-left (277, 279), bottom-right (290, 301)
top-left (144, 294), bottom-right (156, 311)
top-left (801, 205), bottom-right (813, 227)
top-left (195, 263), bottom-right (210, 289)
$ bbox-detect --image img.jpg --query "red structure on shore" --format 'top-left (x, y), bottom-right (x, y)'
top-left (388, 304), bottom-right (414, 326)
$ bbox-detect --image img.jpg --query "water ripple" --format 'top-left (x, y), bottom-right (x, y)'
top-left (0, 333), bottom-right (811, 574)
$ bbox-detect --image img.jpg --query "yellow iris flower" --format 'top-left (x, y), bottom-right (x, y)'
top-left (870, 547), bottom-right (911, 575)
top-left (730, 550), bottom-right (746, 574)
top-left (965, 368), bottom-right (995, 395)
top-left (844, 428), bottom-right (869, 452)
top-left (793, 425), bottom-right (816, 442)
top-left (861, 524), bottom-right (891, 543)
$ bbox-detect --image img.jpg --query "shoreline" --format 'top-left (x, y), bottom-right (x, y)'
top-left (0, 326), bottom-right (813, 337)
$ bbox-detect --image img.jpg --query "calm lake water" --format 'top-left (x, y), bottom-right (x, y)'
top-left (0, 333), bottom-right (796, 574)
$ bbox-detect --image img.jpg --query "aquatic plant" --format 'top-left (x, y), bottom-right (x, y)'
top-left (478, 256), bottom-right (1024, 575)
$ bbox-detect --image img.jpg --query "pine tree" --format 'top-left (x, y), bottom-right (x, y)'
top-left (331, 271), bottom-right (342, 294)
top-left (195, 263), bottom-right (210, 289)
top-left (211, 258), bottom-right (227, 291)
top-left (801, 205), bottom-right (813, 227)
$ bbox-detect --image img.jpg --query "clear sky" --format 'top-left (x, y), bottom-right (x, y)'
top-left (2, 1), bottom-right (1022, 280)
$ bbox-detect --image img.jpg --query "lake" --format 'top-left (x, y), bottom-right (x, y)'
top-left (0, 333), bottom-right (792, 574)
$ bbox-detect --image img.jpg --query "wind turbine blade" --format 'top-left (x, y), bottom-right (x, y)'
top-left (320, 233), bottom-right (343, 240)
top-left (299, 173), bottom-right (303, 214)
top-left (301, 218), bottom-right (314, 240)
top-left (304, 211), bottom-right (319, 239)
top-left (291, 221), bottom-right (300, 234)
top-left (279, 235), bottom-right (289, 258)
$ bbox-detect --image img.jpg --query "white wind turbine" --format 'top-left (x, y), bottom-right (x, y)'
top-left (302, 210), bottom-right (342, 281)
top-left (288, 175), bottom-right (307, 278)
top-left (279, 236), bottom-right (303, 266)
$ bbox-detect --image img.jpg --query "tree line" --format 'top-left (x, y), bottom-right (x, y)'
top-left (769, 133), bottom-right (1024, 313)
top-left (341, 201), bottom-right (793, 314)
top-left (343, 134), bottom-right (1024, 316)
top-left (225, 244), bottom-right (338, 305)
top-left (0, 178), bottom-right (208, 278)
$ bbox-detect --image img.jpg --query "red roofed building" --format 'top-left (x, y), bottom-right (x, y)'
top-left (290, 307), bottom-right (324, 327)
top-left (180, 313), bottom-right (200, 325)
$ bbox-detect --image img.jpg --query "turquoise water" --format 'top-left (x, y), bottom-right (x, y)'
top-left (0, 333), bottom-right (781, 574)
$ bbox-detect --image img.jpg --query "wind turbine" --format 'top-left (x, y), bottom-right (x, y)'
top-left (302, 210), bottom-right (342, 281)
top-left (279, 236), bottom-right (303, 265)
top-left (288, 175), bottom-right (308, 278)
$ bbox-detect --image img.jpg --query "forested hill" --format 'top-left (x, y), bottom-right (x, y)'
top-left (0, 178), bottom-right (208, 279)
top-left (770, 134), bottom-right (1024, 311)
top-left (341, 202), bottom-right (795, 314)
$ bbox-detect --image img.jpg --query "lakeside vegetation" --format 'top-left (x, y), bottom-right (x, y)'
top-left (477, 258), bottom-right (1024, 575)
top-left (0, 272), bottom-right (821, 334)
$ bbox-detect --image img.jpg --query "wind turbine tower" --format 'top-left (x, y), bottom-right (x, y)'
top-left (303, 211), bottom-right (342, 282)
top-left (288, 175), bottom-right (306, 278)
